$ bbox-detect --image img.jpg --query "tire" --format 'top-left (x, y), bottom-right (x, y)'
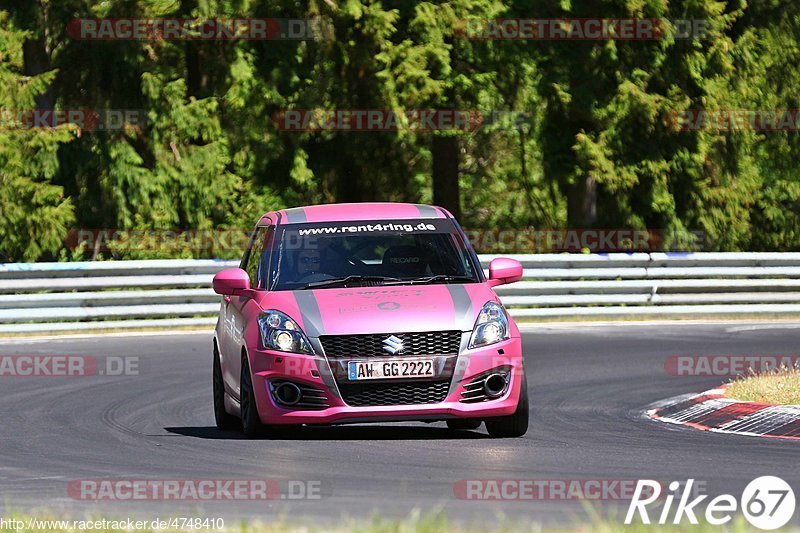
top-left (213, 345), bottom-right (239, 430)
top-left (446, 419), bottom-right (482, 430)
top-left (240, 354), bottom-right (267, 438)
top-left (485, 373), bottom-right (529, 438)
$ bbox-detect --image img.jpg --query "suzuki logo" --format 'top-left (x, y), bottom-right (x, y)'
top-left (382, 335), bottom-right (404, 355)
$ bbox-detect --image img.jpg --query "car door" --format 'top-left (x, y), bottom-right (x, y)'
top-left (220, 225), bottom-right (270, 400)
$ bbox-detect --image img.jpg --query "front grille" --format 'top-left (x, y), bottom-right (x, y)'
top-left (320, 331), bottom-right (462, 357)
top-left (338, 379), bottom-right (451, 407)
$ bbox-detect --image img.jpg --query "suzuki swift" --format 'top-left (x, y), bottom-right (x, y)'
top-left (212, 202), bottom-right (528, 438)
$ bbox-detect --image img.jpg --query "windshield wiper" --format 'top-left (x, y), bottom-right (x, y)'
top-left (302, 275), bottom-right (402, 289)
top-left (409, 275), bottom-right (476, 285)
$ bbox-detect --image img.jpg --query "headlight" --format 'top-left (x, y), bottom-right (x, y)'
top-left (258, 310), bottom-right (315, 354)
top-left (469, 301), bottom-right (510, 349)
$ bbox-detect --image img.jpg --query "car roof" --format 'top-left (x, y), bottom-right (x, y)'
top-left (259, 202), bottom-right (452, 225)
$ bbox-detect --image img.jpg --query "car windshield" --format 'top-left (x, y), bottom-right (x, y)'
top-left (264, 219), bottom-right (482, 290)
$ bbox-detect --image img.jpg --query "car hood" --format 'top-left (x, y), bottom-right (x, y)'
top-left (257, 283), bottom-right (498, 336)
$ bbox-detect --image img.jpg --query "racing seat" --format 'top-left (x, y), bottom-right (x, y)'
top-left (382, 245), bottom-right (430, 278)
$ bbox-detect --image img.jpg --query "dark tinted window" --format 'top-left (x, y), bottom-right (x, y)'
top-left (267, 219), bottom-right (481, 290)
top-left (242, 226), bottom-right (270, 288)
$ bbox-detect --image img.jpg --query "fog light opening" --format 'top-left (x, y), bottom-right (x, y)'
top-left (484, 373), bottom-right (509, 398)
top-left (274, 382), bottom-right (302, 406)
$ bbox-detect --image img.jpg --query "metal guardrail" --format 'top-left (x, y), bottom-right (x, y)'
top-left (2, 253), bottom-right (800, 332)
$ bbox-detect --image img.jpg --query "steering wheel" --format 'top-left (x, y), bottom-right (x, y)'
top-left (326, 242), bottom-right (367, 267)
top-left (345, 255), bottom-right (366, 267)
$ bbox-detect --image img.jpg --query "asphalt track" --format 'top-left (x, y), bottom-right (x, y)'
top-left (1, 323), bottom-right (799, 527)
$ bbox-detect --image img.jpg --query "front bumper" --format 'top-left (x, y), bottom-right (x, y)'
top-left (248, 336), bottom-right (524, 425)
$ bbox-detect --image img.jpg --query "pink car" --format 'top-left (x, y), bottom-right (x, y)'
top-left (212, 203), bottom-right (528, 438)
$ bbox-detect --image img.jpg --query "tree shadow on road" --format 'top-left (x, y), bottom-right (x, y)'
top-left (164, 425), bottom-right (490, 440)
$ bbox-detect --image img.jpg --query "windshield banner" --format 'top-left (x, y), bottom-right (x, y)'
top-left (289, 219), bottom-right (448, 238)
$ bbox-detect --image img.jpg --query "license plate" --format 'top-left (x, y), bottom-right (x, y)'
top-left (348, 359), bottom-right (436, 380)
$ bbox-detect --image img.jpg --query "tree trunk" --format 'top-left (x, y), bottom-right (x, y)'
top-left (23, 36), bottom-right (53, 109)
top-left (337, 155), bottom-right (363, 203)
top-left (185, 43), bottom-right (207, 97)
top-left (432, 135), bottom-right (460, 218)
top-left (180, 0), bottom-right (206, 97)
top-left (566, 175), bottom-right (597, 227)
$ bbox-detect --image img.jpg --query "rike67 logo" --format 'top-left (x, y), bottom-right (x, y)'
top-left (626, 476), bottom-right (796, 530)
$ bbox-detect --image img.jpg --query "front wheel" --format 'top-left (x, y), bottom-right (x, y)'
top-left (485, 373), bottom-right (529, 438)
top-left (213, 345), bottom-right (239, 430)
top-left (240, 355), bottom-right (267, 438)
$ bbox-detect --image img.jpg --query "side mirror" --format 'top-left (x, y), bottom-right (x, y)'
top-left (213, 268), bottom-right (251, 296)
top-left (487, 257), bottom-right (523, 287)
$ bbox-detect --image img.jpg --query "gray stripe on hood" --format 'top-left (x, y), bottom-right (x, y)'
top-left (307, 338), bottom-right (342, 399)
top-left (447, 284), bottom-right (475, 331)
top-left (446, 289), bottom-right (479, 396)
top-left (285, 207), bottom-right (307, 223)
top-left (293, 290), bottom-right (324, 337)
top-left (293, 291), bottom-right (337, 398)
top-left (447, 343), bottom-right (471, 397)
